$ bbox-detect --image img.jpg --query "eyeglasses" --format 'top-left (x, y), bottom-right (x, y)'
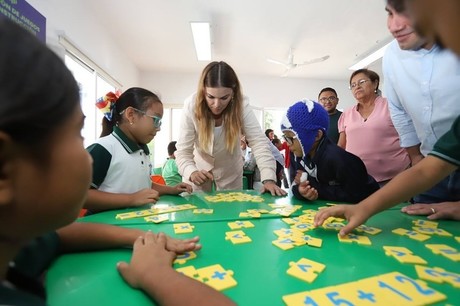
top-left (282, 135), bottom-right (298, 146)
top-left (349, 79), bottom-right (370, 90)
top-left (319, 96), bottom-right (338, 103)
top-left (120, 107), bottom-right (162, 128)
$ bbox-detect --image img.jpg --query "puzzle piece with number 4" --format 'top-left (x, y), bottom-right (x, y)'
top-left (383, 246), bottom-right (427, 264)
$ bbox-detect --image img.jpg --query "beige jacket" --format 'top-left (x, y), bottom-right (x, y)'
top-left (176, 93), bottom-right (276, 191)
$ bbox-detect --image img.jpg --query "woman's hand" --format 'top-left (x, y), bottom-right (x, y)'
top-left (401, 201), bottom-right (460, 220)
top-left (260, 180), bottom-right (288, 196)
top-left (190, 170), bottom-right (214, 186)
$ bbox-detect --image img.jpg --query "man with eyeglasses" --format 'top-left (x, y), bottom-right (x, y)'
top-left (318, 87), bottom-right (342, 144)
top-left (382, 0), bottom-right (460, 205)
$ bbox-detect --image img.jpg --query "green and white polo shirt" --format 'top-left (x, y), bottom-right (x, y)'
top-left (87, 127), bottom-right (152, 193)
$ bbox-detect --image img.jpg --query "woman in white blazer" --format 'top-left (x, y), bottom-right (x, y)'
top-left (175, 61), bottom-right (286, 196)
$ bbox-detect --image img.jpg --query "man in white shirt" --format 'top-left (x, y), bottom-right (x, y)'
top-left (383, 0), bottom-right (460, 204)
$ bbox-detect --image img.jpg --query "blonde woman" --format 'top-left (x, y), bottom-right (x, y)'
top-left (176, 61), bottom-right (286, 196)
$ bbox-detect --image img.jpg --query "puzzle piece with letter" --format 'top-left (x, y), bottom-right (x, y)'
top-left (425, 244), bottom-right (460, 262)
top-left (415, 265), bottom-right (460, 288)
top-left (286, 258), bottom-right (326, 283)
top-left (174, 251), bottom-right (197, 265)
top-left (173, 222), bottom-right (195, 234)
top-left (392, 228), bottom-right (431, 241)
top-left (227, 220), bottom-right (255, 230)
top-left (338, 233), bottom-right (371, 245)
top-left (225, 230), bottom-right (252, 244)
top-left (383, 246), bottom-right (427, 264)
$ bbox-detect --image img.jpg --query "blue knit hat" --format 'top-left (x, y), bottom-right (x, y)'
top-left (280, 99), bottom-right (329, 156)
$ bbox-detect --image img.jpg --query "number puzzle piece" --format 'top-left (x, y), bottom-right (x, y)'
top-left (412, 219), bottom-right (438, 228)
top-left (239, 211), bottom-right (261, 218)
top-left (225, 230), bottom-right (252, 244)
top-left (412, 227), bottom-right (452, 237)
top-left (392, 228), bottom-right (431, 241)
top-left (286, 258), bottom-right (326, 283)
top-left (290, 222), bottom-right (315, 232)
top-left (173, 223), bottom-right (195, 234)
top-left (247, 209), bottom-right (269, 214)
top-left (175, 265), bottom-right (198, 277)
top-left (383, 246), bottom-right (427, 264)
top-left (174, 251), bottom-right (197, 265)
top-left (322, 222), bottom-right (346, 231)
top-left (281, 217), bottom-right (300, 225)
top-left (144, 214), bottom-right (169, 223)
top-left (193, 208), bottom-right (214, 214)
top-left (425, 244), bottom-right (460, 262)
top-left (116, 209), bottom-right (156, 220)
top-left (338, 233), bottom-right (371, 245)
top-left (227, 220), bottom-right (255, 230)
top-left (415, 265), bottom-right (460, 288)
top-left (273, 228), bottom-right (303, 238)
top-left (355, 224), bottom-right (382, 235)
top-left (194, 264), bottom-right (237, 291)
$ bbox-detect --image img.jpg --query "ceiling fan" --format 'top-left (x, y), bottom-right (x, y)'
top-left (267, 48), bottom-right (330, 77)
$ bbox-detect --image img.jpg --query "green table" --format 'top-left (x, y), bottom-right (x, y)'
top-left (47, 192), bottom-right (460, 305)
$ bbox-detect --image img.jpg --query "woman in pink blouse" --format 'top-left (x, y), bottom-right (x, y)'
top-left (338, 68), bottom-right (410, 186)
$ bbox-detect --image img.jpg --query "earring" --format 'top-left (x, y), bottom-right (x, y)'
top-left (374, 89), bottom-right (377, 93)
top-left (129, 121), bottom-right (133, 125)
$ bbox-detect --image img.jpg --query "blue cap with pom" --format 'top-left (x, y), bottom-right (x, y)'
top-left (280, 99), bottom-right (329, 156)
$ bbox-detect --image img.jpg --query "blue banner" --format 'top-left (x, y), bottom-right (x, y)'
top-left (0, 0), bottom-right (46, 42)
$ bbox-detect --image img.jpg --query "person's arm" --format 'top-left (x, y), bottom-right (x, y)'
top-left (337, 132), bottom-right (346, 149)
top-left (314, 156), bottom-right (456, 235)
top-left (175, 95), bottom-right (200, 181)
top-left (56, 222), bottom-right (201, 254)
top-left (85, 188), bottom-right (160, 212)
top-left (117, 232), bottom-right (235, 306)
top-left (405, 144), bottom-right (424, 166)
top-left (152, 182), bottom-right (192, 195)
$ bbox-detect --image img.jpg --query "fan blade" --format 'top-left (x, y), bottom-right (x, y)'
top-left (267, 58), bottom-right (289, 69)
top-left (299, 55), bottom-right (330, 66)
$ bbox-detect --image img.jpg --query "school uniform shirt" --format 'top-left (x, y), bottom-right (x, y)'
top-left (162, 158), bottom-right (182, 186)
top-left (292, 137), bottom-right (380, 203)
top-left (338, 96), bottom-right (410, 182)
top-left (1, 233), bottom-right (60, 306)
top-left (87, 126), bottom-right (152, 193)
top-left (383, 41), bottom-right (460, 156)
top-left (176, 93), bottom-right (276, 191)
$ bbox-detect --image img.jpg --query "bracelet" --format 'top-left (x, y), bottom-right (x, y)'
top-left (262, 179), bottom-right (276, 184)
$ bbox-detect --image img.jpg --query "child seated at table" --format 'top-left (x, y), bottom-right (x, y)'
top-left (85, 89), bottom-right (193, 213)
top-left (0, 19), bottom-right (233, 306)
top-left (281, 100), bottom-right (379, 203)
top-left (162, 141), bottom-right (183, 186)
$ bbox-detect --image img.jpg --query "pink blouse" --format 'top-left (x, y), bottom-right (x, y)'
top-left (338, 96), bottom-right (410, 182)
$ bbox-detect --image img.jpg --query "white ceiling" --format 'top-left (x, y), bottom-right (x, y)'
top-left (84, 0), bottom-right (391, 80)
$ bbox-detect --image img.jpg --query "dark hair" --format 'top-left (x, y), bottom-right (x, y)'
top-left (349, 68), bottom-right (380, 92)
top-left (101, 87), bottom-right (162, 137)
top-left (167, 141), bottom-right (177, 156)
top-left (318, 87), bottom-right (338, 99)
top-left (272, 138), bottom-right (281, 145)
top-left (0, 19), bottom-right (79, 163)
top-left (386, 0), bottom-right (406, 13)
top-left (265, 129), bottom-right (274, 138)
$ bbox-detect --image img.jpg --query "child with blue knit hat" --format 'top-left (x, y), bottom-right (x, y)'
top-left (281, 99), bottom-right (379, 203)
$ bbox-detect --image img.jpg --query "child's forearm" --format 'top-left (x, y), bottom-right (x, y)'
top-left (85, 189), bottom-right (135, 212)
top-left (56, 223), bottom-right (143, 253)
top-left (359, 156), bottom-right (455, 215)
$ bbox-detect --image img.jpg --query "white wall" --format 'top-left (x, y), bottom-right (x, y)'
top-left (140, 71), bottom-right (356, 110)
top-left (28, 0), bottom-right (139, 88)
